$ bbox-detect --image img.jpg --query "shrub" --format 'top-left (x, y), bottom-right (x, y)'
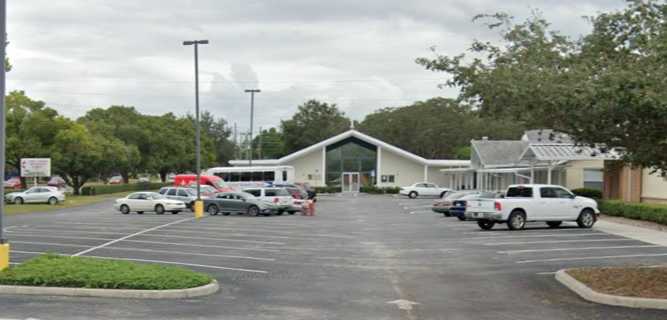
top-left (572, 188), bottom-right (603, 199)
top-left (360, 186), bottom-right (401, 194)
top-left (80, 182), bottom-right (168, 196)
top-left (314, 186), bottom-right (341, 194)
top-left (599, 200), bottom-right (667, 226)
top-left (0, 254), bottom-right (213, 290)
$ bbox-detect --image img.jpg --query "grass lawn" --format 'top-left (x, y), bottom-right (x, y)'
top-left (568, 266), bottom-right (667, 299)
top-left (5, 192), bottom-right (131, 216)
top-left (0, 254), bottom-right (213, 290)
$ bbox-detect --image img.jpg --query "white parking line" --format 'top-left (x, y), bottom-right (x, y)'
top-left (516, 253), bottom-right (667, 264)
top-left (121, 239), bottom-right (282, 253)
top-left (463, 233), bottom-right (615, 241)
top-left (11, 241), bottom-right (91, 248)
top-left (462, 229), bottom-right (597, 235)
top-left (85, 255), bottom-right (268, 273)
top-left (73, 217), bottom-right (195, 256)
top-left (484, 238), bottom-right (637, 246)
top-left (408, 210), bottom-right (433, 214)
top-left (7, 234), bottom-right (114, 241)
top-left (166, 225), bottom-right (358, 239)
top-left (149, 229), bottom-right (290, 239)
top-left (499, 244), bottom-right (663, 254)
top-left (102, 246), bottom-right (275, 261)
top-left (138, 233), bottom-right (285, 245)
top-left (8, 229), bottom-right (126, 236)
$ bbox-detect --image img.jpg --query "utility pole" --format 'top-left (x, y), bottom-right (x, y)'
top-left (233, 122), bottom-right (238, 160)
top-left (0, 0), bottom-right (8, 270)
top-left (244, 89), bottom-right (260, 167)
top-left (258, 126), bottom-right (263, 160)
top-left (182, 39), bottom-right (208, 219)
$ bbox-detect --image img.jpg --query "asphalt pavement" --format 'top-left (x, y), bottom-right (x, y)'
top-left (0, 194), bottom-right (666, 320)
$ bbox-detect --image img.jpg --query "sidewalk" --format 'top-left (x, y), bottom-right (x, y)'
top-left (595, 218), bottom-right (667, 247)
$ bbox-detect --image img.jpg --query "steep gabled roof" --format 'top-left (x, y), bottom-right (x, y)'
top-left (470, 140), bottom-right (529, 167)
top-left (229, 130), bottom-right (469, 167)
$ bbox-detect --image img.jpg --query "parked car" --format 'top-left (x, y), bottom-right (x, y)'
top-left (174, 174), bottom-right (232, 193)
top-left (242, 187), bottom-right (294, 215)
top-left (138, 176), bottom-right (150, 183)
top-left (186, 184), bottom-right (218, 198)
top-left (400, 182), bottom-right (451, 199)
top-left (465, 184), bottom-right (600, 230)
top-left (449, 192), bottom-right (499, 221)
top-left (108, 176), bottom-right (123, 184)
top-left (159, 187), bottom-right (205, 210)
top-left (3, 177), bottom-right (22, 189)
top-left (275, 183), bottom-right (308, 213)
top-left (47, 176), bottom-right (67, 189)
top-left (114, 192), bottom-right (186, 215)
top-left (204, 192), bottom-right (277, 216)
top-left (294, 182), bottom-right (317, 201)
top-left (432, 191), bottom-right (479, 216)
top-left (5, 186), bottom-right (65, 205)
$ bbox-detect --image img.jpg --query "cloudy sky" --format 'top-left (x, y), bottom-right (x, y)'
top-left (8, 1), bottom-right (625, 132)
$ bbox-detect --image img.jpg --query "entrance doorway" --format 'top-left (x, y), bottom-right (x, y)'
top-left (341, 172), bottom-right (360, 193)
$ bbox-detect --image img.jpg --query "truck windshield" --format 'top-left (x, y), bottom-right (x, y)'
top-left (506, 187), bottom-right (533, 197)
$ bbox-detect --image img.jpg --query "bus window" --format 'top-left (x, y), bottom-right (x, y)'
top-left (252, 171), bottom-right (264, 181)
top-left (241, 172), bottom-right (252, 181)
top-left (264, 171), bottom-right (275, 182)
top-left (230, 172), bottom-right (241, 182)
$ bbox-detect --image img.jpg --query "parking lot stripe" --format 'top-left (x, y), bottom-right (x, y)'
top-left (138, 233), bottom-right (285, 245)
top-left (166, 226), bottom-right (359, 239)
top-left (483, 238), bottom-right (637, 246)
top-left (7, 234), bottom-right (114, 241)
top-left (84, 255), bottom-right (268, 273)
top-left (121, 239), bottom-right (282, 253)
top-left (72, 217), bottom-right (195, 257)
top-left (9, 229), bottom-right (127, 236)
top-left (462, 229), bottom-right (598, 235)
top-left (11, 241), bottom-right (92, 248)
top-left (516, 253), bottom-right (667, 264)
top-left (462, 233), bottom-right (611, 241)
top-left (149, 229), bottom-right (291, 239)
top-left (498, 244), bottom-right (663, 254)
top-left (103, 246), bottom-right (276, 261)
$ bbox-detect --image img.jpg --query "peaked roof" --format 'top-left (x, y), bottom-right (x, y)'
top-left (229, 130), bottom-right (469, 167)
top-left (470, 140), bottom-right (529, 167)
top-left (520, 144), bottom-right (619, 162)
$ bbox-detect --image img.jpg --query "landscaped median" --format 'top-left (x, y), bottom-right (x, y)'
top-left (0, 254), bottom-right (219, 299)
top-left (556, 266), bottom-right (667, 310)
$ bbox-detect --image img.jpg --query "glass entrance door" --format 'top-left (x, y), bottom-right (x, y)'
top-left (341, 172), bottom-right (360, 193)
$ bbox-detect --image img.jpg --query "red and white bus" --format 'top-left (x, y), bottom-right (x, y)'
top-left (173, 174), bottom-right (232, 193)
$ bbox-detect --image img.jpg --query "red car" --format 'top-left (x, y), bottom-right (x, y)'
top-left (3, 177), bottom-right (22, 189)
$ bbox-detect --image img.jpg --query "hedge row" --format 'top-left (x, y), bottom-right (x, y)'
top-left (81, 182), bottom-right (169, 195)
top-left (571, 188), bottom-right (603, 199)
top-left (359, 186), bottom-right (401, 194)
top-left (313, 186), bottom-right (341, 194)
top-left (599, 200), bottom-right (667, 226)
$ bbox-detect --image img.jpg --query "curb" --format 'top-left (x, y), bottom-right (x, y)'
top-left (0, 279), bottom-right (219, 299)
top-left (555, 269), bottom-right (667, 310)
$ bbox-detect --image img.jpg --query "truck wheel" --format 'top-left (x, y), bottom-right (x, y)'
top-left (546, 221), bottom-right (562, 228)
top-left (477, 219), bottom-right (495, 230)
top-left (408, 191), bottom-right (418, 199)
top-left (507, 211), bottom-right (526, 230)
top-left (577, 209), bottom-right (596, 228)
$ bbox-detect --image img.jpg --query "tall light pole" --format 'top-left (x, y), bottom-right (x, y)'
top-left (244, 89), bottom-right (260, 167)
top-left (0, 0), bottom-right (8, 270)
top-left (183, 39), bottom-right (208, 218)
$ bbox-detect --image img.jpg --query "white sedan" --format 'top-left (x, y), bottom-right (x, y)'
top-left (399, 182), bottom-right (451, 199)
top-left (5, 186), bottom-right (65, 205)
top-left (114, 192), bottom-right (186, 215)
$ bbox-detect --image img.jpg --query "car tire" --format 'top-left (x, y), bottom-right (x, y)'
top-left (137, 211), bottom-right (144, 215)
top-left (577, 209), bottom-right (596, 228)
top-left (48, 197), bottom-right (58, 205)
top-left (457, 216), bottom-right (466, 221)
top-left (408, 191), bottom-right (418, 199)
top-left (276, 210), bottom-right (284, 216)
top-left (247, 206), bottom-right (259, 217)
top-left (120, 205), bottom-right (130, 214)
top-left (546, 221), bottom-right (562, 228)
top-left (440, 191), bottom-right (448, 198)
top-left (14, 197), bottom-right (23, 205)
top-left (477, 219), bottom-right (495, 230)
top-left (288, 211), bottom-right (296, 215)
top-left (443, 212), bottom-right (451, 217)
top-left (222, 212), bottom-right (230, 216)
top-left (507, 211), bottom-right (526, 230)
top-left (155, 204), bottom-right (165, 215)
top-left (207, 204), bottom-right (219, 216)
top-left (171, 211), bottom-right (179, 214)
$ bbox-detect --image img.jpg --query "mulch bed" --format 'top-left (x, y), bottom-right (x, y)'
top-left (568, 266), bottom-right (667, 299)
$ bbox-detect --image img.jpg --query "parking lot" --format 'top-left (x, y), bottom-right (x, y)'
top-left (1, 195), bottom-right (666, 320)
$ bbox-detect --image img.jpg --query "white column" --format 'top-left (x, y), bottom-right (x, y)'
top-left (424, 165), bottom-right (429, 182)
top-left (376, 146), bottom-right (382, 187)
top-left (547, 166), bottom-right (552, 185)
top-left (321, 146), bottom-right (326, 187)
top-left (530, 164), bottom-right (535, 184)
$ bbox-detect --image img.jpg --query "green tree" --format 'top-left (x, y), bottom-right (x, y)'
top-left (197, 111), bottom-right (236, 166)
top-left (281, 100), bottom-right (350, 153)
top-left (51, 122), bottom-right (106, 194)
top-left (253, 127), bottom-right (285, 159)
top-left (417, 2), bottom-right (667, 171)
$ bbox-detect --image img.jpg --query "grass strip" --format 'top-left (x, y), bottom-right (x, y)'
top-left (5, 192), bottom-right (132, 216)
top-left (568, 266), bottom-right (667, 299)
top-left (0, 254), bottom-right (213, 290)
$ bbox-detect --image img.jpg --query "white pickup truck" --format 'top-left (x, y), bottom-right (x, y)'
top-left (465, 184), bottom-right (599, 231)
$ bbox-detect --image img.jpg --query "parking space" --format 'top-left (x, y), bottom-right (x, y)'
top-left (0, 195), bottom-right (666, 319)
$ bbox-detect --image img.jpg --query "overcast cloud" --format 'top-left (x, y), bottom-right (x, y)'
top-left (8, 1), bottom-right (626, 132)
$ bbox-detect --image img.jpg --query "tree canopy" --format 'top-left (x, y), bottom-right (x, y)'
top-left (280, 100), bottom-right (350, 154)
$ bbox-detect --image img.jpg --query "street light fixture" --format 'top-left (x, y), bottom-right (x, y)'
top-left (244, 89), bottom-right (260, 167)
top-left (183, 39), bottom-right (208, 218)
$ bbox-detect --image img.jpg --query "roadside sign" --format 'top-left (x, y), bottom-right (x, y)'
top-left (20, 158), bottom-right (51, 177)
